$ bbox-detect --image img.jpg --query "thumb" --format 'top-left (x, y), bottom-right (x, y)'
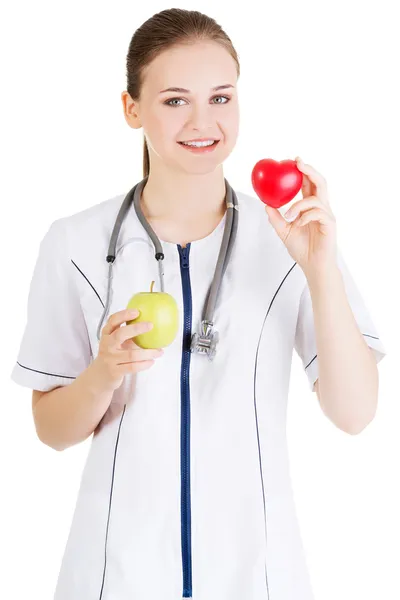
top-left (265, 204), bottom-right (290, 238)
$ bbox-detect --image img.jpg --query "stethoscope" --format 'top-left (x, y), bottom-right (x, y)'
top-left (96, 175), bottom-right (239, 360)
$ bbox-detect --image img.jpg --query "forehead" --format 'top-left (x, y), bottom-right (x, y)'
top-left (143, 42), bottom-right (237, 92)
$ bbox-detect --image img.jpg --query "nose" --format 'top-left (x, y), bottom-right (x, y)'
top-left (187, 103), bottom-right (215, 131)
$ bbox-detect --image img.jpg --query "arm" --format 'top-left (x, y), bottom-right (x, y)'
top-left (32, 359), bottom-right (115, 452)
top-left (307, 265), bottom-right (379, 435)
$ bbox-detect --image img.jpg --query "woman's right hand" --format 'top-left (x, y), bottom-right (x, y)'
top-left (93, 308), bottom-right (164, 392)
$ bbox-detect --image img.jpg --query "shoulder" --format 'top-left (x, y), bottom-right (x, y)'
top-left (36, 193), bottom-right (127, 289)
top-left (235, 189), bottom-right (286, 248)
top-left (61, 192), bottom-right (126, 237)
top-left (236, 188), bottom-right (275, 227)
top-left (235, 188), bottom-right (306, 287)
top-left (235, 189), bottom-right (262, 212)
top-left (46, 192), bottom-right (126, 257)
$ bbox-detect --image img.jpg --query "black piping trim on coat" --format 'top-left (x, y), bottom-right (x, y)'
top-left (253, 260), bottom-right (299, 598)
top-left (16, 260), bottom-right (108, 382)
top-left (71, 259), bottom-right (105, 308)
top-left (98, 404), bottom-right (127, 600)
top-left (305, 333), bottom-right (380, 370)
top-left (16, 362), bottom-right (76, 380)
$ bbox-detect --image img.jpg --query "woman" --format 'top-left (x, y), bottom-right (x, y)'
top-left (11, 8), bottom-right (387, 600)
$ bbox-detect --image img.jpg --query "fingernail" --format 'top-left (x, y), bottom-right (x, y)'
top-left (285, 211), bottom-right (298, 221)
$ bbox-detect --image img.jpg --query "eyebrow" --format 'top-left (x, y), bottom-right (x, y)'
top-left (159, 84), bottom-right (235, 94)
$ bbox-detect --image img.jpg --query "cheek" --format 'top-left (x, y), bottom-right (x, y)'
top-left (221, 105), bottom-right (240, 138)
top-left (154, 113), bottom-right (183, 142)
top-left (223, 120), bottom-right (240, 148)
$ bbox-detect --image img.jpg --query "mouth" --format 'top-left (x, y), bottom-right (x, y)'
top-left (178, 140), bottom-right (220, 153)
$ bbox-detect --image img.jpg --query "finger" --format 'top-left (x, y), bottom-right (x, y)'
top-left (115, 359), bottom-right (156, 375)
top-left (265, 204), bottom-right (291, 238)
top-left (295, 158), bottom-right (329, 203)
top-left (296, 208), bottom-right (334, 227)
top-left (284, 196), bottom-right (321, 220)
top-left (301, 174), bottom-right (313, 199)
top-left (295, 157), bottom-right (313, 198)
top-left (118, 346), bottom-right (163, 365)
top-left (114, 321), bottom-right (154, 346)
top-left (120, 338), bottom-right (137, 350)
top-left (101, 308), bottom-right (140, 336)
top-left (300, 171), bottom-right (313, 198)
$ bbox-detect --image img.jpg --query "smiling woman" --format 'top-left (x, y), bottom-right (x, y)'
top-left (119, 11), bottom-right (241, 225)
top-left (9, 6), bottom-right (388, 600)
top-left (121, 38), bottom-right (239, 218)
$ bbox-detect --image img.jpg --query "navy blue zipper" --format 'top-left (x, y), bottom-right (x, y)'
top-left (178, 243), bottom-right (193, 598)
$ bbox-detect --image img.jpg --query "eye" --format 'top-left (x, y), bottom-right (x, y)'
top-left (164, 95), bottom-right (231, 107)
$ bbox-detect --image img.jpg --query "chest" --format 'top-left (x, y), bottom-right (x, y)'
top-left (145, 214), bottom-right (225, 247)
top-left (77, 219), bottom-right (304, 367)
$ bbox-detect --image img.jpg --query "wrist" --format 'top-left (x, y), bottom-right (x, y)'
top-left (304, 262), bottom-right (343, 292)
top-left (86, 358), bottom-right (119, 396)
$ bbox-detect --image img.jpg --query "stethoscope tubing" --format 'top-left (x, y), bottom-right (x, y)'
top-left (96, 177), bottom-right (239, 353)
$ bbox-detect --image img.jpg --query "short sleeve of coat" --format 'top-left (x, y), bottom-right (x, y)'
top-left (10, 219), bottom-right (92, 392)
top-left (294, 248), bottom-right (387, 392)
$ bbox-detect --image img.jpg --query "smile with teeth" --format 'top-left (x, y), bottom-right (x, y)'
top-left (180, 140), bottom-right (218, 147)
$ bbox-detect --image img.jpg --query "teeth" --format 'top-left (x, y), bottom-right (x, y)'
top-left (181, 140), bottom-right (216, 147)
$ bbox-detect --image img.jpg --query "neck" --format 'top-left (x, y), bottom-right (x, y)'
top-left (140, 165), bottom-right (227, 222)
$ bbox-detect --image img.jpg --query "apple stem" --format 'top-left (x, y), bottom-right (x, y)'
top-left (150, 280), bottom-right (155, 293)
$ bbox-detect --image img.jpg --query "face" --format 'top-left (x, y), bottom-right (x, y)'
top-left (121, 41), bottom-right (240, 174)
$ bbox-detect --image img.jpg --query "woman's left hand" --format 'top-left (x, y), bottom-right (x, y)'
top-left (264, 157), bottom-right (338, 277)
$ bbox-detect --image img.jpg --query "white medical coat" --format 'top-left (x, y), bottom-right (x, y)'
top-left (11, 188), bottom-right (387, 600)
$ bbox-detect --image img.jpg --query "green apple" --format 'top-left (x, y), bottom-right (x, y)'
top-left (126, 280), bottom-right (179, 349)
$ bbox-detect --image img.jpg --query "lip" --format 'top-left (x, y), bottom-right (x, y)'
top-left (178, 140), bottom-right (220, 153)
top-left (179, 138), bottom-right (220, 143)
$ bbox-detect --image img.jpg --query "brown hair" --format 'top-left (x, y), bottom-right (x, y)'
top-left (125, 8), bottom-right (240, 178)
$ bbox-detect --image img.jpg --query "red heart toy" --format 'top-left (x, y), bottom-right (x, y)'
top-left (251, 158), bottom-right (303, 208)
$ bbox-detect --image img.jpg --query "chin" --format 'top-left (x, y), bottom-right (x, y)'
top-left (178, 166), bottom-right (218, 177)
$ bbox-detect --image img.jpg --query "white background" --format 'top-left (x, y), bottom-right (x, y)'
top-left (2, 1), bottom-right (399, 599)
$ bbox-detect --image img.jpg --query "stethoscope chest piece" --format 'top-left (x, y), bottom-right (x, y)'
top-left (190, 320), bottom-right (219, 361)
